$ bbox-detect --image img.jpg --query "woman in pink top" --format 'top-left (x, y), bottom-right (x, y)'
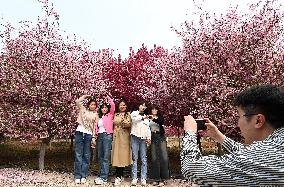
top-left (94, 95), bottom-right (115, 185)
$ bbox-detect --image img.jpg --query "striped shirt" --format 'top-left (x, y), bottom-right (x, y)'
top-left (181, 128), bottom-right (284, 186)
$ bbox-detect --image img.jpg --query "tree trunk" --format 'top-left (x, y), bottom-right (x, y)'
top-left (92, 147), bottom-right (97, 162)
top-left (70, 134), bottom-right (74, 150)
top-left (39, 137), bottom-right (51, 170)
top-left (0, 132), bottom-right (4, 143)
top-left (178, 127), bottom-right (181, 149)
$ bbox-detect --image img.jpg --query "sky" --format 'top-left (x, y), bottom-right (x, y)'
top-left (0, 0), bottom-right (252, 57)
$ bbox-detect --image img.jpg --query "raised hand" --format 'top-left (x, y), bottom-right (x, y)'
top-left (204, 118), bottom-right (226, 144)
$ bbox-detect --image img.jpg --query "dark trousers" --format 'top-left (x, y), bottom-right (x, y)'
top-left (115, 167), bottom-right (124, 178)
top-left (151, 133), bottom-right (170, 180)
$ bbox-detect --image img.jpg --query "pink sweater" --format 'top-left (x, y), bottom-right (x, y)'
top-left (96, 96), bottom-right (115, 135)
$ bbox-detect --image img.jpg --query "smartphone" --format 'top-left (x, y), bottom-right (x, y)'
top-left (195, 119), bottom-right (207, 130)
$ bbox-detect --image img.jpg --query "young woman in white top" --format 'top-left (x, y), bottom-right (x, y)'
top-left (130, 102), bottom-right (151, 186)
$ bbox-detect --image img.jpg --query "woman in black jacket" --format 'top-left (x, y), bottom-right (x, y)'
top-left (148, 105), bottom-right (170, 185)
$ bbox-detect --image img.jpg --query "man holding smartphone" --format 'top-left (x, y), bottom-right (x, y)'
top-left (181, 85), bottom-right (284, 186)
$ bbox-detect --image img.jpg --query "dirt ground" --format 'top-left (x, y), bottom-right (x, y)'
top-left (0, 168), bottom-right (195, 187)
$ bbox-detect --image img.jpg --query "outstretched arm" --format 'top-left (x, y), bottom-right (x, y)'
top-left (106, 95), bottom-right (115, 115)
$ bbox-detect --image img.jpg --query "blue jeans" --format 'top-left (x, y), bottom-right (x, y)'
top-left (74, 131), bottom-right (92, 179)
top-left (96, 132), bottom-right (113, 180)
top-left (131, 135), bottom-right (147, 180)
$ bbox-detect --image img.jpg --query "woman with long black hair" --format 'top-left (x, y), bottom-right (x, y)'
top-left (111, 99), bottom-right (132, 185)
top-left (149, 105), bottom-right (170, 186)
top-left (94, 95), bottom-right (115, 185)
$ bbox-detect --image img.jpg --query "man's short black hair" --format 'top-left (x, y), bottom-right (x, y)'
top-left (234, 84), bottom-right (284, 129)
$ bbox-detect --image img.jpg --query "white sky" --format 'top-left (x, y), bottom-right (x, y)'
top-left (0, 0), bottom-right (253, 57)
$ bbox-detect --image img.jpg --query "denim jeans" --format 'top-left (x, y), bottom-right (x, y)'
top-left (131, 135), bottom-right (147, 180)
top-left (74, 131), bottom-right (92, 179)
top-left (96, 132), bottom-right (113, 180)
top-left (151, 133), bottom-right (170, 180)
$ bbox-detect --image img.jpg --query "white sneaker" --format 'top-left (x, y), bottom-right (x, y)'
top-left (152, 181), bottom-right (159, 186)
top-left (95, 177), bottom-right (107, 185)
top-left (75, 179), bottom-right (81, 184)
top-left (81, 178), bottom-right (87, 184)
top-left (114, 177), bottom-right (122, 185)
top-left (131, 178), bottom-right (138, 186)
top-left (141, 179), bottom-right (147, 186)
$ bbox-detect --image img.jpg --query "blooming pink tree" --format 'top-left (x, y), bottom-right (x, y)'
top-left (102, 44), bottom-right (168, 110)
top-left (153, 0), bottom-right (284, 141)
top-left (0, 0), bottom-right (113, 169)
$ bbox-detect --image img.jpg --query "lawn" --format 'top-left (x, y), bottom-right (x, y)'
top-left (0, 137), bottom-right (219, 177)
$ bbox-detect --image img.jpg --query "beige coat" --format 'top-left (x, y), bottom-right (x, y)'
top-left (111, 112), bottom-right (132, 167)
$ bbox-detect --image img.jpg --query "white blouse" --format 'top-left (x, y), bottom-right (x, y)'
top-left (130, 111), bottom-right (151, 140)
top-left (98, 118), bottom-right (106, 133)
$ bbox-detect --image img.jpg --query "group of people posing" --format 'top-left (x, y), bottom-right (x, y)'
top-left (74, 94), bottom-right (169, 186)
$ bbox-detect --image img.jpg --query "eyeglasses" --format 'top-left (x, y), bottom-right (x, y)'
top-left (237, 113), bottom-right (259, 119)
top-left (243, 113), bottom-right (259, 117)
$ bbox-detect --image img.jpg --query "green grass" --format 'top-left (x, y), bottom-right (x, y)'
top-left (0, 139), bottom-right (219, 176)
top-left (0, 140), bottom-right (181, 175)
top-left (0, 140), bottom-right (75, 172)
